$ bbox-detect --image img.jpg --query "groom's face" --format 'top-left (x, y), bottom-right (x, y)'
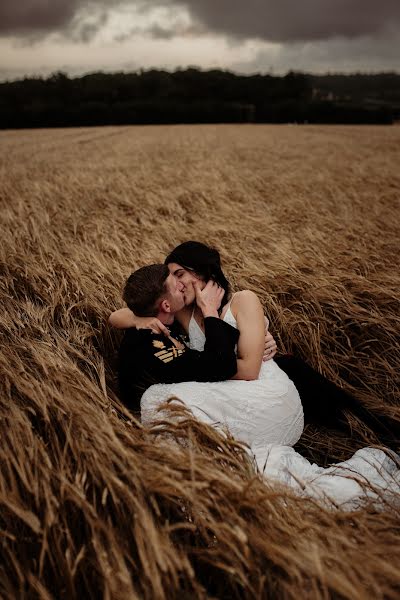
top-left (163, 273), bottom-right (186, 313)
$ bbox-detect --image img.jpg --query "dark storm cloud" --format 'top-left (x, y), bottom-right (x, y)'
top-left (1, 0), bottom-right (400, 43)
top-left (166, 0), bottom-right (400, 43)
top-left (0, 0), bottom-right (81, 34)
top-left (0, 0), bottom-right (117, 39)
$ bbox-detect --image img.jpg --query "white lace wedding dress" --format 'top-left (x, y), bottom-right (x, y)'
top-left (141, 303), bottom-right (400, 509)
top-left (141, 303), bottom-right (304, 448)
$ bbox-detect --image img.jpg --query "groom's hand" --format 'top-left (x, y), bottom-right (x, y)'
top-left (194, 280), bottom-right (225, 318)
top-left (263, 317), bottom-right (277, 361)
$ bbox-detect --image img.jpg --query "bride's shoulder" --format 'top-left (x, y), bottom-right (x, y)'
top-left (231, 289), bottom-right (259, 303)
top-left (230, 290), bottom-right (261, 313)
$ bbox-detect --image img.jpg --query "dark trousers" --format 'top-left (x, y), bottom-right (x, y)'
top-left (275, 354), bottom-right (400, 447)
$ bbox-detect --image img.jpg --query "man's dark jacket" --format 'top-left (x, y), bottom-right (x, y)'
top-left (118, 316), bottom-right (239, 414)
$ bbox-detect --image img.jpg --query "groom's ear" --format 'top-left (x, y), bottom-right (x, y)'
top-left (159, 298), bottom-right (171, 313)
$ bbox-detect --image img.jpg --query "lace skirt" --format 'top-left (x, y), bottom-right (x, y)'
top-left (141, 359), bottom-right (304, 449)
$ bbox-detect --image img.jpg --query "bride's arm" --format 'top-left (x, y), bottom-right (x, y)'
top-left (230, 290), bottom-right (265, 381)
top-left (108, 307), bottom-right (137, 329)
top-left (108, 307), bottom-right (170, 336)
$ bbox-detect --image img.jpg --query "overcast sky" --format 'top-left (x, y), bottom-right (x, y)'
top-left (1, 0), bottom-right (399, 81)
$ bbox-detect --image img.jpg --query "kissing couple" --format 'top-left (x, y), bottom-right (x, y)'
top-left (112, 241), bottom-right (400, 509)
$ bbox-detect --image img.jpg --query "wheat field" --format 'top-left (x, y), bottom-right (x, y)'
top-left (1, 124), bottom-right (400, 599)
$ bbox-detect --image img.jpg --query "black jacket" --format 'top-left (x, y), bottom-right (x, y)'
top-left (118, 316), bottom-right (239, 414)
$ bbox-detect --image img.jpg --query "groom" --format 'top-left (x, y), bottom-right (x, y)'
top-left (118, 263), bottom-right (239, 414)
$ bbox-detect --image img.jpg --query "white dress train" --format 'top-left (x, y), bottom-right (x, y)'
top-left (141, 303), bottom-right (400, 509)
top-left (257, 445), bottom-right (400, 509)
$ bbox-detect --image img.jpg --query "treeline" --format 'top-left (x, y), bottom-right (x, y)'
top-left (1, 69), bottom-right (399, 128)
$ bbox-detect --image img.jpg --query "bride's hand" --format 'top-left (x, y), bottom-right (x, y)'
top-left (263, 317), bottom-right (277, 361)
top-left (194, 280), bottom-right (225, 317)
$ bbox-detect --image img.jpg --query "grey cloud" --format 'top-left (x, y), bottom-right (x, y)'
top-left (114, 21), bottom-right (205, 43)
top-left (1, 0), bottom-right (400, 44)
top-left (231, 31), bottom-right (400, 74)
top-left (146, 22), bottom-right (204, 39)
top-left (0, 0), bottom-right (82, 35)
top-left (112, 23), bottom-right (174, 43)
top-left (0, 0), bottom-right (125, 39)
top-left (166, 0), bottom-right (400, 42)
top-left (67, 10), bottom-right (110, 43)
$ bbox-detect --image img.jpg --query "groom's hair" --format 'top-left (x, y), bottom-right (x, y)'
top-left (123, 264), bottom-right (170, 317)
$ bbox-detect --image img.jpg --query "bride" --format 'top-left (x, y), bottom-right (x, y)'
top-left (110, 241), bottom-right (400, 508)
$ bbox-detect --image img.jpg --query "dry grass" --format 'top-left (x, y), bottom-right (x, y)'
top-left (0, 124), bottom-right (400, 599)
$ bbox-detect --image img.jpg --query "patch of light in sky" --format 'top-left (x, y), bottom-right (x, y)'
top-left (0, 17), bottom-right (276, 81)
top-left (97, 4), bottom-right (192, 42)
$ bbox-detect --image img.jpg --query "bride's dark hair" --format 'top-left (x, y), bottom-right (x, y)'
top-left (164, 241), bottom-right (231, 308)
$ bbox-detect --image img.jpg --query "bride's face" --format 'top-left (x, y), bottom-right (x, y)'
top-left (168, 262), bottom-right (205, 305)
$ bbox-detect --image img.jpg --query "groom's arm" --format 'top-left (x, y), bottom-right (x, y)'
top-left (142, 317), bottom-right (239, 385)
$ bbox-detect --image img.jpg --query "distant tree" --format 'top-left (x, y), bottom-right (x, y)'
top-left (0, 68), bottom-right (397, 128)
